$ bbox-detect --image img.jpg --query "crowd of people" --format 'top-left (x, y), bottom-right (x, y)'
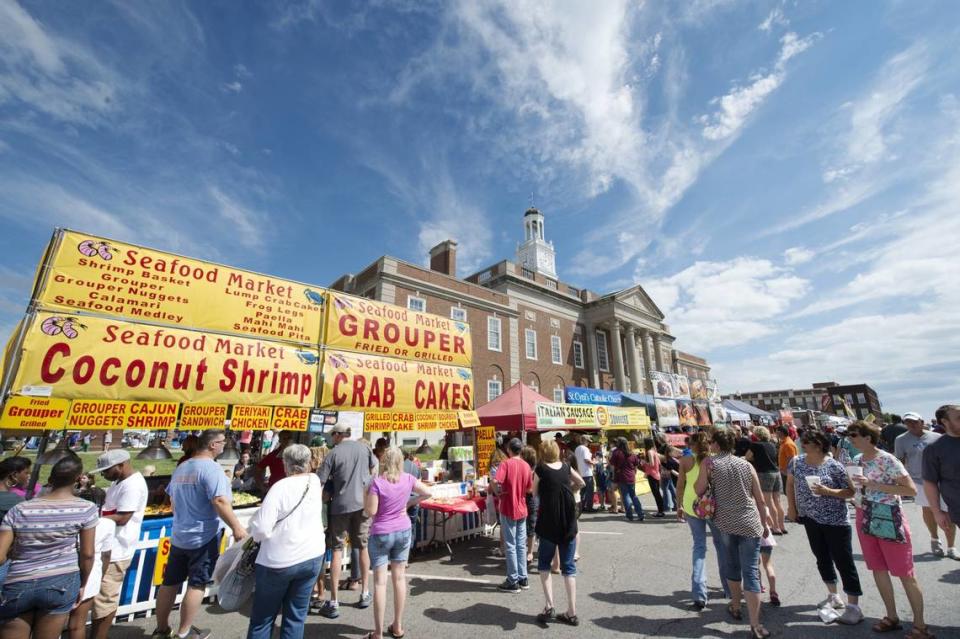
top-left (0, 403), bottom-right (958, 639)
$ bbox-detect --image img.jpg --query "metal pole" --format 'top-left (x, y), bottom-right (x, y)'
top-left (24, 430), bottom-right (50, 500)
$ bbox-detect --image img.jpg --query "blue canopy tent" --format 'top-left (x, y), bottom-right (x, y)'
top-left (722, 399), bottom-right (775, 423)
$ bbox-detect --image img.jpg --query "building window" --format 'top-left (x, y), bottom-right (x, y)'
top-left (856, 393), bottom-right (866, 404)
top-left (477, 270), bottom-right (491, 284)
top-left (487, 379), bottom-right (502, 402)
top-left (407, 296), bottom-right (426, 312)
top-left (402, 438), bottom-right (418, 447)
top-left (525, 329), bottom-right (537, 360)
top-left (521, 267), bottom-right (535, 279)
top-left (551, 335), bottom-right (562, 365)
top-left (553, 387), bottom-right (564, 403)
top-left (529, 379), bottom-right (539, 393)
top-left (451, 307), bottom-right (467, 322)
top-left (572, 341), bottom-right (584, 369)
top-left (595, 331), bottom-right (609, 372)
top-left (487, 317), bottom-right (502, 352)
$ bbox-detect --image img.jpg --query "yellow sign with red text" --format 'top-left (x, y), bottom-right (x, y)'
top-left (0, 396), bottom-right (71, 430)
top-left (363, 411), bottom-right (461, 432)
top-left (319, 350), bottom-right (473, 413)
top-left (37, 231), bottom-right (326, 344)
top-left (271, 406), bottom-right (309, 431)
top-left (230, 405), bottom-right (274, 430)
top-left (324, 292), bottom-right (471, 367)
top-left (67, 400), bottom-right (179, 430)
top-left (12, 311), bottom-right (319, 407)
top-left (475, 425), bottom-right (496, 478)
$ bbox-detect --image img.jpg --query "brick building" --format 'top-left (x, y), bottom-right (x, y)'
top-left (331, 207), bottom-right (711, 432)
top-left (724, 380), bottom-right (883, 420)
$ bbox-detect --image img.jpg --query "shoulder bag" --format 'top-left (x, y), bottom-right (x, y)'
top-left (860, 499), bottom-right (906, 543)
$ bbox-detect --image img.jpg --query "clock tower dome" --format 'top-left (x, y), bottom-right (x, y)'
top-left (516, 206), bottom-right (557, 279)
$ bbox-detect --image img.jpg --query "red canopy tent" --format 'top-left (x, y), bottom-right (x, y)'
top-left (475, 382), bottom-right (552, 431)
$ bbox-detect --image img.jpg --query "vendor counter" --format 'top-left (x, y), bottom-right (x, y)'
top-left (114, 480), bottom-right (483, 620)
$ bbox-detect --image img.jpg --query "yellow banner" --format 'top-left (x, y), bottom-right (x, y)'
top-left (320, 350), bottom-right (473, 412)
top-left (37, 231), bottom-right (326, 344)
top-left (475, 425), bottom-right (496, 478)
top-left (0, 396), bottom-right (71, 430)
top-left (231, 405), bottom-right (273, 430)
top-left (153, 537), bottom-right (172, 586)
top-left (67, 399), bottom-right (179, 430)
top-left (324, 292), bottom-right (471, 367)
top-left (180, 404), bottom-right (227, 429)
top-left (13, 311), bottom-right (319, 407)
top-left (535, 403), bottom-right (650, 430)
top-left (363, 410), bottom-right (460, 432)
top-left (271, 406), bottom-right (309, 431)
top-left (602, 406), bottom-right (651, 430)
top-left (458, 410), bottom-right (480, 428)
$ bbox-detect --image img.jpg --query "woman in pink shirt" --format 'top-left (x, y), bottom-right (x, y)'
top-left (642, 437), bottom-right (667, 518)
top-left (363, 448), bottom-right (431, 639)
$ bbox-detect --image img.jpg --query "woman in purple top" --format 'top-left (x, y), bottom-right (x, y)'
top-left (363, 447), bottom-right (431, 639)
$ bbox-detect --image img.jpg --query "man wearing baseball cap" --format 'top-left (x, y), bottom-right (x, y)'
top-left (89, 449), bottom-right (149, 638)
top-left (895, 412), bottom-right (957, 559)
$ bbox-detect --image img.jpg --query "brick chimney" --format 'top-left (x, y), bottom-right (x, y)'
top-left (429, 240), bottom-right (458, 277)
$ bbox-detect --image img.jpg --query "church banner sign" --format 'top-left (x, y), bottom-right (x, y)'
top-left (324, 292), bottom-right (471, 367)
top-left (534, 403), bottom-right (650, 430)
top-left (564, 386), bottom-right (621, 405)
top-left (319, 350), bottom-right (473, 413)
top-left (35, 230), bottom-right (326, 345)
top-left (12, 311), bottom-right (319, 406)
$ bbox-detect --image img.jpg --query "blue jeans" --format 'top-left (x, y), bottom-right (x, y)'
top-left (662, 477), bottom-right (677, 512)
top-left (247, 556), bottom-right (323, 639)
top-left (686, 516), bottom-right (731, 602)
top-left (581, 476), bottom-right (595, 511)
top-left (718, 532), bottom-right (762, 594)
top-left (500, 515), bottom-right (528, 584)
top-left (618, 482), bottom-right (644, 520)
top-left (537, 538), bottom-right (577, 577)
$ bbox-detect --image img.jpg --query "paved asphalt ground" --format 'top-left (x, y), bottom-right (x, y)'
top-left (112, 493), bottom-right (959, 639)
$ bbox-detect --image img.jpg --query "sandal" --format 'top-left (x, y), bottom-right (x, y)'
top-left (727, 603), bottom-right (743, 621)
top-left (388, 624), bottom-right (406, 639)
top-left (557, 612), bottom-right (579, 626)
top-left (770, 592), bottom-right (780, 607)
top-left (750, 625), bottom-right (771, 639)
top-left (904, 627), bottom-right (935, 639)
top-left (872, 617), bottom-right (903, 633)
top-left (536, 607), bottom-right (556, 624)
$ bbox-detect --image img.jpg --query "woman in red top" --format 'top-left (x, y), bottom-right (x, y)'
top-left (609, 438), bottom-right (644, 521)
top-left (643, 437), bottom-right (667, 518)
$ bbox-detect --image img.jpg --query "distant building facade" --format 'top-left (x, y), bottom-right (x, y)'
top-left (724, 380), bottom-right (882, 421)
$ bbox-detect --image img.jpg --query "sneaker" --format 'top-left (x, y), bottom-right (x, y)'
top-left (817, 594), bottom-right (844, 610)
top-left (316, 600), bottom-right (340, 619)
top-left (932, 539), bottom-right (945, 557)
top-left (518, 578), bottom-right (530, 590)
top-left (837, 605), bottom-right (864, 625)
top-left (357, 591), bottom-right (373, 608)
top-left (177, 628), bottom-right (211, 639)
top-left (151, 630), bottom-right (173, 639)
top-left (947, 547), bottom-right (960, 561)
top-left (497, 579), bottom-right (521, 593)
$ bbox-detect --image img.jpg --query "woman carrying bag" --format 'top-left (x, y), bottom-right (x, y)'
top-left (847, 421), bottom-right (932, 639)
top-left (246, 444), bottom-right (325, 639)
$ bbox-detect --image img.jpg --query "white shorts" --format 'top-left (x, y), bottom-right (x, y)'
top-left (915, 487), bottom-right (948, 510)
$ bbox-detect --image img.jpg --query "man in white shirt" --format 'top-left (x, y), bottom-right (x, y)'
top-left (89, 449), bottom-right (149, 639)
top-left (574, 435), bottom-right (596, 513)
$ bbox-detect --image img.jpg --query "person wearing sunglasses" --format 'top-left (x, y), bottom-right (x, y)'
top-left (847, 421), bottom-right (931, 639)
top-left (786, 429), bottom-right (862, 624)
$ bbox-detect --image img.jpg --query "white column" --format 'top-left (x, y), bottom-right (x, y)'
top-left (610, 321), bottom-right (627, 392)
top-left (653, 332), bottom-right (665, 372)
top-left (585, 323), bottom-right (600, 388)
top-left (626, 325), bottom-right (642, 394)
top-left (640, 329), bottom-right (653, 390)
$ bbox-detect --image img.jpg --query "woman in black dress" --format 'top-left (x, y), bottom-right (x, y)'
top-left (534, 439), bottom-right (585, 626)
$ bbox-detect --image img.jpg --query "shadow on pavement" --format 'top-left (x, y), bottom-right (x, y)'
top-left (423, 602), bottom-right (534, 630)
top-left (408, 577), bottom-right (499, 596)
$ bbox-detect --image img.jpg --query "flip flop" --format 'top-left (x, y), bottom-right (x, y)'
top-left (871, 617), bottom-right (902, 633)
top-left (388, 624), bottom-right (405, 639)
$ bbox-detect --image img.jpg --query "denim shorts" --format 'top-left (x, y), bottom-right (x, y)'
top-left (368, 529), bottom-right (412, 568)
top-left (163, 535), bottom-right (220, 588)
top-left (0, 571), bottom-right (81, 619)
top-left (537, 537), bottom-right (577, 577)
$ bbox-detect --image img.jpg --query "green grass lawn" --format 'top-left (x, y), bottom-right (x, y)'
top-left (10, 449), bottom-right (184, 487)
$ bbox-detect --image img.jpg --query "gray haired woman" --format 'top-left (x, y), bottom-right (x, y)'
top-left (247, 444), bottom-right (325, 639)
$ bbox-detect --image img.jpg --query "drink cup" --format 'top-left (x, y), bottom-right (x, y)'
top-left (846, 466), bottom-right (863, 480)
top-left (805, 475), bottom-right (822, 490)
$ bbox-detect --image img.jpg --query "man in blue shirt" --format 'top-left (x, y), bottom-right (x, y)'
top-left (153, 430), bottom-right (247, 639)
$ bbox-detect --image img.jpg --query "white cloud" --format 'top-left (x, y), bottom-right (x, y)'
top-left (758, 8), bottom-right (788, 32)
top-left (208, 186), bottom-right (268, 251)
top-left (700, 31), bottom-right (819, 141)
top-left (641, 257), bottom-right (810, 352)
top-left (783, 247), bottom-right (814, 265)
top-left (0, 0), bottom-right (120, 126)
top-left (221, 81), bottom-right (243, 93)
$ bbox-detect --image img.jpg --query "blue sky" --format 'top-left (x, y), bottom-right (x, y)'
top-left (1, 0), bottom-right (958, 420)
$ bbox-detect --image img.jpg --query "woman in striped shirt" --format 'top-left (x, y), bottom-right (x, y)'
top-left (0, 456), bottom-right (98, 639)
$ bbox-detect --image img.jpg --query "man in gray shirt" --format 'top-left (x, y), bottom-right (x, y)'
top-left (896, 411), bottom-right (955, 558)
top-left (314, 424), bottom-right (377, 617)
top-left (923, 404), bottom-right (960, 561)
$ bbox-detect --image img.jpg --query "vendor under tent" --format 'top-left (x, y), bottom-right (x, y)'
top-left (722, 398), bottom-right (775, 423)
top-left (475, 381), bottom-right (553, 431)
